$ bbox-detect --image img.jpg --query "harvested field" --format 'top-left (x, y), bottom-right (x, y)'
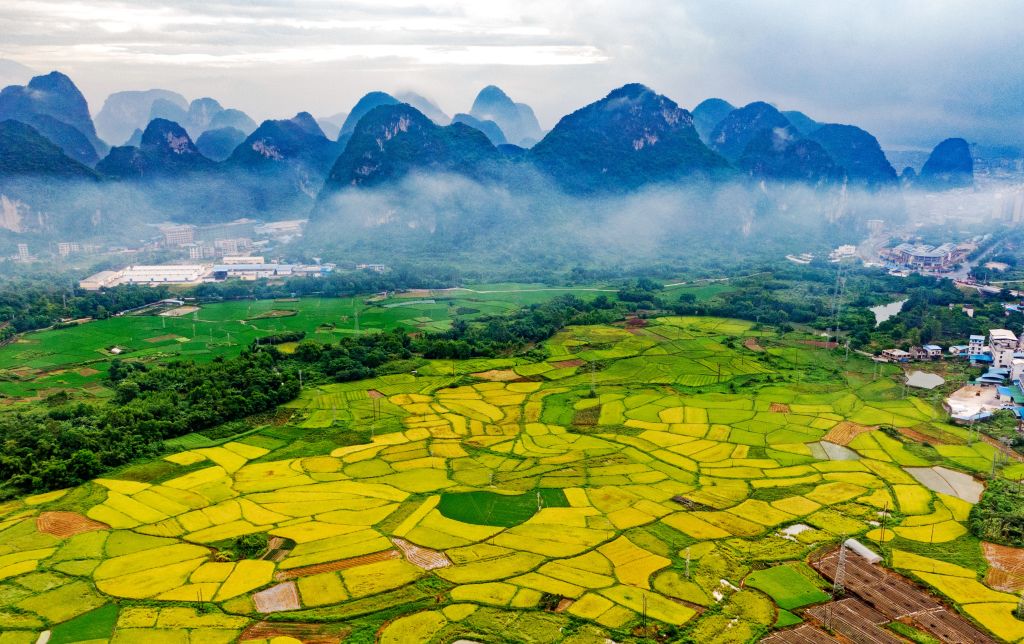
top-left (240, 621), bottom-right (348, 643)
top-left (472, 369), bottom-right (521, 382)
top-left (983, 541), bottom-right (1024, 592)
top-left (769, 402), bottom-right (791, 413)
top-left (573, 406), bottom-right (600, 426)
top-left (550, 359), bottom-right (585, 369)
top-left (368, 389), bottom-right (385, 399)
top-left (555, 598), bottom-right (574, 612)
top-left (253, 581), bottom-right (301, 613)
top-left (76, 367), bottom-right (100, 376)
top-left (144, 334), bottom-right (181, 343)
top-left (392, 537), bottom-right (451, 570)
top-left (274, 549), bottom-right (400, 580)
top-left (823, 421), bottom-right (875, 446)
top-left (745, 338), bottom-right (765, 352)
top-left (159, 306), bottom-right (200, 317)
top-left (898, 426), bottom-right (949, 445)
top-left (37, 511), bottom-right (108, 537)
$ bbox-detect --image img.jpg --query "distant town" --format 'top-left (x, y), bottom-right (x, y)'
top-left (8, 218), bottom-right (390, 289)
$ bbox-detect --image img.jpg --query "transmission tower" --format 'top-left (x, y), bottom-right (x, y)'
top-left (832, 540), bottom-right (848, 598)
top-left (828, 262), bottom-right (847, 344)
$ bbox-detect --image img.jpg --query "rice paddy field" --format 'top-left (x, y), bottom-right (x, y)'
top-left (2, 313), bottom-right (1024, 642)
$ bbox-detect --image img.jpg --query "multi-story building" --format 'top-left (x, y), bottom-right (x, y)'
top-left (968, 334), bottom-right (986, 356)
top-left (214, 238), bottom-right (253, 256)
top-left (57, 242), bottom-right (82, 257)
top-left (989, 329), bottom-right (1018, 368)
top-left (163, 225), bottom-right (195, 247)
top-left (16, 244), bottom-right (29, 262)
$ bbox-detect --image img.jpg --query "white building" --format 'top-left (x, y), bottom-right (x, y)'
top-left (79, 270), bottom-right (122, 290)
top-left (990, 329), bottom-right (1018, 368)
top-left (212, 263), bottom-right (293, 280)
top-left (79, 265), bottom-right (210, 290)
top-left (16, 243), bottom-right (29, 262)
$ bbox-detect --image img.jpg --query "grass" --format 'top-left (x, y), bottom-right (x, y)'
top-left (743, 563), bottom-right (830, 609)
top-left (48, 603), bottom-right (119, 644)
top-left (436, 489), bottom-right (569, 527)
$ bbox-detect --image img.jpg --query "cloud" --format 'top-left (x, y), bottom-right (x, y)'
top-left (0, 0), bottom-right (1021, 148)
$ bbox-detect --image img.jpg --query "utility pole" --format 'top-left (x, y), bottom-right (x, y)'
top-left (878, 501), bottom-right (889, 562)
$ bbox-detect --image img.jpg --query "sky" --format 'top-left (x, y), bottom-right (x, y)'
top-left (1, 0), bottom-right (1022, 149)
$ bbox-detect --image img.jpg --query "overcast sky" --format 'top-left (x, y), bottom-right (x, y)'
top-left (1, 0), bottom-right (1021, 149)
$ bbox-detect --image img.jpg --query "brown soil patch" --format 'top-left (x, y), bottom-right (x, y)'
top-left (983, 542), bottom-right (1024, 592)
top-left (76, 367), bottom-right (100, 377)
top-left (254, 581), bottom-right (300, 613)
top-left (898, 426), bottom-right (944, 445)
top-left (367, 389), bottom-right (385, 399)
top-left (550, 359), bottom-right (584, 369)
top-left (144, 334), bottom-right (180, 343)
top-left (769, 402), bottom-right (791, 413)
top-left (392, 537), bottom-right (451, 570)
top-left (274, 549), bottom-right (400, 580)
top-left (744, 338), bottom-right (765, 352)
top-left (37, 511), bottom-right (108, 537)
top-left (555, 598), bottom-right (574, 612)
top-left (472, 369), bottom-right (520, 382)
top-left (824, 421), bottom-right (877, 446)
top-left (897, 424), bottom-right (964, 446)
top-left (240, 621), bottom-right (348, 643)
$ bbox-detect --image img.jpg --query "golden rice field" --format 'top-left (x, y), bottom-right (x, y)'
top-left (1, 316), bottom-right (1022, 643)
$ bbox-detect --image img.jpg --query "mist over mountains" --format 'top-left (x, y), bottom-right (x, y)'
top-left (0, 69), bottom-right (984, 256)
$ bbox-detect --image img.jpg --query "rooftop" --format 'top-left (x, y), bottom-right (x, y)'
top-left (990, 329), bottom-right (1018, 341)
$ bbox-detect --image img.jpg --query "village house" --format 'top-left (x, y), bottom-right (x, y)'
top-left (881, 348), bottom-right (911, 363)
